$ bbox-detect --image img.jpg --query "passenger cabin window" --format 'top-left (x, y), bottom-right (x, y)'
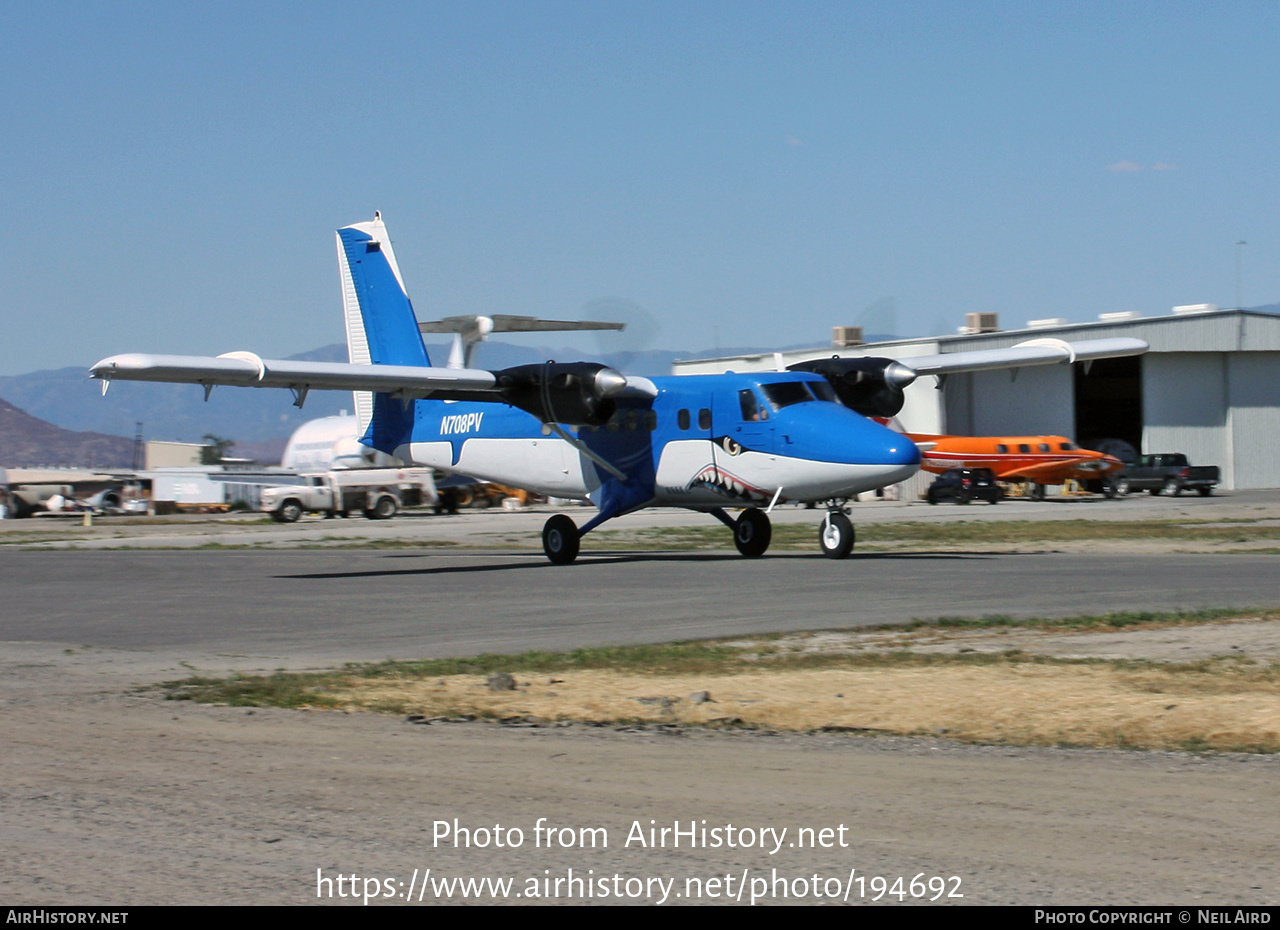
top-left (698, 408), bottom-right (712, 430)
top-left (1038, 443), bottom-right (1050, 452)
top-left (996, 444), bottom-right (1008, 454)
top-left (1018, 444), bottom-right (1030, 453)
top-left (677, 409), bottom-right (690, 430)
top-left (1059, 442), bottom-right (1076, 451)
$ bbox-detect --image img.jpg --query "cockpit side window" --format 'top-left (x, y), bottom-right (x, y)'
top-left (738, 389), bottom-right (768, 421)
top-left (807, 381), bottom-right (836, 402)
top-left (760, 381), bottom-right (815, 410)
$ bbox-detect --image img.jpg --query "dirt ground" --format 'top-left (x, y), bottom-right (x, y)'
top-left (2, 622), bottom-right (1278, 906)
top-left (3, 498), bottom-right (1279, 905)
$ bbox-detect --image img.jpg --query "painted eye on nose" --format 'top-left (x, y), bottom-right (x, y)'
top-left (722, 437), bottom-right (742, 456)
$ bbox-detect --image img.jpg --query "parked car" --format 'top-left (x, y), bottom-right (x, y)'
top-left (1115, 454), bottom-right (1220, 497)
top-left (926, 468), bottom-right (1003, 505)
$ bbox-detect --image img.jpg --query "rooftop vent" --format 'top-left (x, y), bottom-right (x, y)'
top-left (1099, 311), bottom-right (1142, 322)
top-left (1027, 318), bottom-right (1067, 329)
top-left (1173, 303), bottom-right (1217, 315)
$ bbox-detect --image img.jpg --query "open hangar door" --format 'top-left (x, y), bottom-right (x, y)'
top-left (1074, 355), bottom-right (1143, 463)
top-left (939, 357), bottom-right (1142, 462)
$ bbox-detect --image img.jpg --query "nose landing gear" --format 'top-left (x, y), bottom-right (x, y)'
top-left (818, 510), bottom-right (855, 559)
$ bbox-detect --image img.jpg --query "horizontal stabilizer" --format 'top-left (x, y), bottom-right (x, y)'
top-left (419, 314), bottom-right (625, 335)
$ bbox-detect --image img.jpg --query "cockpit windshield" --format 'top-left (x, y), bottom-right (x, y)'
top-left (759, 380), bottom-right (835, 410)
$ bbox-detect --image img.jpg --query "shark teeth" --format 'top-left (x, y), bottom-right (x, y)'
top-left (689, 464), bottom-right (769, 503)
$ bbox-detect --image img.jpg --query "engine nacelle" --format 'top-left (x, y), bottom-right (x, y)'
top-left (496, 362), bottom-right (627, 427)
top-left (787, 356), bottom-right (918, 418)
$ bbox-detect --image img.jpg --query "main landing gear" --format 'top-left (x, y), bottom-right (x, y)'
top-left (538, 503), bottom-right (858, 565)
top-left (542, 514), bottom-right (580, 565)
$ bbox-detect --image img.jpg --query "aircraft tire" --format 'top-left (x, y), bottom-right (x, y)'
top-left (1031, 483), bottom-right (1046, 501)
top-left (543, 514), bottom-right (580, 564)
top-left (277, 501), bottom-right (302, 523)
top-left (733, 508), bottom-right (772, 558)
top-left (818, 512), bottom-right (854, 559)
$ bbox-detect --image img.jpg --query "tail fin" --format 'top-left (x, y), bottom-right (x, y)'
top-left (335, 212), bottom-right (428, 445)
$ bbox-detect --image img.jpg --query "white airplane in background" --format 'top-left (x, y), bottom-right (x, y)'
top-left (91, 213), bottom-right (1147, 563)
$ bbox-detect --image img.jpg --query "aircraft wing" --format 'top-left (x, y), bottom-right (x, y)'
top-left (903, 337), bottom-right (1147, 377)
top-left (90, 352), bottom-right (500, 400)
top-left (89, 352), bottom-right (658, 406)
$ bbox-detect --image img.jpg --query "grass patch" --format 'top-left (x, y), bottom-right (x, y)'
top-left (158, 608), bottom-right (1280, 754)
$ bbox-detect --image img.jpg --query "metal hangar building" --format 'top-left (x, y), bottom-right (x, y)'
top-left (672, 306), bottom-right (1280, 491)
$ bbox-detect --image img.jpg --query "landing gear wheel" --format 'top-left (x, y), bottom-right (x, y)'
top-left (818, 512), bottom-right (855, 559)
top-left (733, 508), bottom-right (772, 558)
top-left (542, 514), bottom-right (580, 565)
top-left (1031, 483), bottom-right (1046, 501)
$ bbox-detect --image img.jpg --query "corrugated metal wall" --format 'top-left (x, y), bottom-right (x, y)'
top-left (943, 365), bottom-right (1074, 437)
top-left (1228, 353), bottom-right (1280, 490)
top-left (1142, 353), bottom-right (1231, 486)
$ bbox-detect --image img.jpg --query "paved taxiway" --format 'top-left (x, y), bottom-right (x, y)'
top-left (3, 549), bottom-right (1279, 667)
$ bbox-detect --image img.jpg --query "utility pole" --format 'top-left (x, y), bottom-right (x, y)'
top-left (1236, 241), bottom-right (1247, 309)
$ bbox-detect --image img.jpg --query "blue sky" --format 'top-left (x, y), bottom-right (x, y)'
top-left (2, 1), bottom-right (1277, 376)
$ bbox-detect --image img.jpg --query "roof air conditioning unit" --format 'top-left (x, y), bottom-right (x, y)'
top-left (964, 312), bottom-right (1000, 334)
top-left (832, 326), bottom-right (864, 347)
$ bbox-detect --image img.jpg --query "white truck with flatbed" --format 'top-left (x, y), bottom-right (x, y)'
top-left (261, 468), bottom-right (437, 522)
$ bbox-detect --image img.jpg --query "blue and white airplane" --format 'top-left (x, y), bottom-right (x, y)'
top-left (91, 214), bottom-right (1147, 563)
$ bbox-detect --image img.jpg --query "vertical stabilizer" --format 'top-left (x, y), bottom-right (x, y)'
top-left (335, 212), bottom-right (428, 444)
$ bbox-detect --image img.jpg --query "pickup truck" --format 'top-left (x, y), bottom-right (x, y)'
top-left (261, 468), bottom-right (437, 522)
top-left (1116, 454), bottom-right (1220, 497)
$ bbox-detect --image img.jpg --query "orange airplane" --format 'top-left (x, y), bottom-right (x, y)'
top-left (906, 433), bottom-right (1125, 499)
